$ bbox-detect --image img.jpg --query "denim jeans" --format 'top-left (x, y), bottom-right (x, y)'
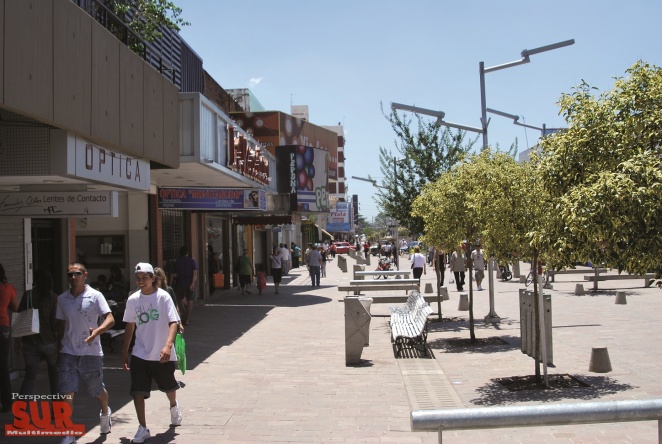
top-left (0, 326), bottom-right (11, 411)
top-left (19, 341), bottom-right (59, 396)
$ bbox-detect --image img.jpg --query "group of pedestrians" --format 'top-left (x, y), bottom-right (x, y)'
top-left (427, 243), bottom-right (487, 292)
top-left (0, 261), bottom-right (184, 444)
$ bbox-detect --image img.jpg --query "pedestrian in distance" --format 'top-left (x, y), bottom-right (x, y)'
top-left (433, 247), bottom-right (446, 288)
top-left (154, 267), bottom-right (183, 333)
top-left (291, 242), bottom-right (301, 268)
top-left (122, 263), bottom-right (182, 444)
top-left (471, 243), bottom-right (486, 291)
top-left (410, 246), bottom-right (427, 284)
top-left (0, 263), bottom-right (19, 413)
top-left (171, 246), bottom-right (198, 326)
top-left (279, 243), bottom-right (291, 276)
top-left (18, 270), bottom-right (59, 397)
top-left (56, 263), bottom-right (114, 443)
top-left (307, 246), bottom-right (323, 287)
top-left (237, 249), bottom-right (253, 294)
top-left (450, 246), bottom-right (467, 291)
top-left (270, 246), bottom-right (283, 294)
top-left (319, 246), bottom-right (327, 277)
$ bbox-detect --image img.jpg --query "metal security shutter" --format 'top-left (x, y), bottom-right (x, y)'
top-left (161, 209), bottom-right (185, 277)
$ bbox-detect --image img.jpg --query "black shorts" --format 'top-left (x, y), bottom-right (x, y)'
top-left (272, 268), bottom-right (282, 284)
top-left (129, 355), bottom-right (178, 399)
top-left (175, 285), bottom-right (196, 301)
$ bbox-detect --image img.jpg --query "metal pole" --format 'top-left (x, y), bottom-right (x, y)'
top-left (480, 61), bottom-right (499, 321)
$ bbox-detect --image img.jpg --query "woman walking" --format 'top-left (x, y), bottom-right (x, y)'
top-left (410, 246), bottom-right (427, 284)
top-left (269, 247), bottom-right (283, 294)
top-left (237, 249), bottom-right (253, 294)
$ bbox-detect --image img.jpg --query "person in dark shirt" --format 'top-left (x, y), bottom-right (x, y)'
top-left (171, 246), bottom-right (198, 325)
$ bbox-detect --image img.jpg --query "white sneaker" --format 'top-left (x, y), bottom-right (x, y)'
top-left (170, 401), bottom-right (182, 426)
top-left (100, 407), bottom-right (112, 434)
top-left (132, 425), bottom-right (151, 443)
top-left (60, 436), bottom-right (77, 444)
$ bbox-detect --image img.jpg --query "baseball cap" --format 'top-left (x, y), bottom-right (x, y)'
top-left (135, 262), bottom-right (154, 274)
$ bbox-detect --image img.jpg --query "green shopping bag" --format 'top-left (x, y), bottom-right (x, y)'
top-left (175, 332), bottom-right (186, 374)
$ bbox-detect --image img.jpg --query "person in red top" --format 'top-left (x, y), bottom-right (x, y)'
top-left (0, 263), bottom-right (19, 412)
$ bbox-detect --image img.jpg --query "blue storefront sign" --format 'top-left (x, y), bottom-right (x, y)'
top-left (157, 187), bottom-right (266, 211)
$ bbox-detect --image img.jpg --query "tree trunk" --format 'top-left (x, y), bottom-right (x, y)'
top-left (468, 261), bottom-right (475, 342)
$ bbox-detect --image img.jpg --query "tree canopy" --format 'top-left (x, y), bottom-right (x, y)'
top-left (111, 0), bottom-right (189, 43)
top-left (536, 61), bottom-right (662, 279)
top-left (375, 106), bottom-right (477, 236)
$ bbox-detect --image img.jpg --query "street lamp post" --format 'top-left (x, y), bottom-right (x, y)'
top-left (479, 39), bottom-right (575, 152)
top-left (479, 39), bottom-right (574, 323)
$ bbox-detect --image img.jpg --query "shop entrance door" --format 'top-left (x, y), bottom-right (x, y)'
top-left (32, 219), bottom-right (64, 293)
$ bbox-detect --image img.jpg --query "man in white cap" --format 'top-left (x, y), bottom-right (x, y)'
top-left (122, 262), bottom-right (182, 443)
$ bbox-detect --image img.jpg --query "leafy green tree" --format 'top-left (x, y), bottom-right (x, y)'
top-left (111, 0), bottom-right (189, 43)
top-left (537, 61), bottom-right (662, 284)
top-left (413, 150), bottom-right (551, 379)
top-left (375, 105), bottom-right (477, 236)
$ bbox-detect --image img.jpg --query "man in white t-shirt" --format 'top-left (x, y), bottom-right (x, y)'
top-left (122, 263), bottom-right (182, 443)
top-left (56, 263), bottom-right (115, 443)
top-left (279, 243), bottom-right (291, 275)
top-left (471, 244), bottom-right (486, 291)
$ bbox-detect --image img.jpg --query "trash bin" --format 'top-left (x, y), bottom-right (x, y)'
top-left (344, 296), bottom-right (372, 365)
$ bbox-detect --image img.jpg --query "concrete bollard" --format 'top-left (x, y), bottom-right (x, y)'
top-left (589, 347), bottom-right (612, 373)
top-left (353, 264), bottom-right (365, 280)
top-left (440, 286), bottom-right (450, 301)
top-left (458, 293), bottom-right (469, 311)
top-left (519, 275), bottom-right (527, 284)
top-left (575, 284), bottom-right (585, 296)
top-left (615, 291), bottom-right (627, 305)
top-left (424, 282), bottom-right (433, 293)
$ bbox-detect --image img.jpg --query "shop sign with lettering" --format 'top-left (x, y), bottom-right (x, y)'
top-left (158, 188), bottom-right (266, 211)
top-left (73, 137), bottom-right (150, 191)
top-left (0, 191), bottom-right (118, 217)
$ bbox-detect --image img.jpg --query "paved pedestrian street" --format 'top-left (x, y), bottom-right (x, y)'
top-left (2, 256), bottom-right (661, 443)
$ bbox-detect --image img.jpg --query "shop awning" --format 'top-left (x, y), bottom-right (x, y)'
top-left (321, 228), bottom-right (332, 237)
top-left (234, 215), bottom-right (293, 225)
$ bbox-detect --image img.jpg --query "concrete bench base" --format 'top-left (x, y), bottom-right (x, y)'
top-left (338, 284), bottom-right (419, 295)
top-left (583, 274), bottom-right (655, 290)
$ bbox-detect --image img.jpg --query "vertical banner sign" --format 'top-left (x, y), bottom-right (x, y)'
top-left (276, 145), bottom-right (330, 212)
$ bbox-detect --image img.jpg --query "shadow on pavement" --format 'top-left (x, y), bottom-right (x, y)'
top-left (471, 375), bottom-right (636, 406)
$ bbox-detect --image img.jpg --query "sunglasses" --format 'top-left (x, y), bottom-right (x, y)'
top-left (67, 271), bottom-right (84, 277)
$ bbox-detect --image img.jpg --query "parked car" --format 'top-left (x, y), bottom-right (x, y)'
top-left (333, 241), bottom-right (354, 254)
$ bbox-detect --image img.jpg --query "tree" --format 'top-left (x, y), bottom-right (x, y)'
top-left (536, 61), bottom-right (662, 284)
top-left (111, 0), bottom-right (189, 43)
top-left (375, 105), bottom-right (477, 236)
top-left (413, 150), bottom-right (552, 379)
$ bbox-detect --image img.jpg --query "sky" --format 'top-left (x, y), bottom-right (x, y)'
top-left (179, 0), bottom-right (662, 221)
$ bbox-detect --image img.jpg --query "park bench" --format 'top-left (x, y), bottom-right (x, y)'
top-left (354, 270), bottom-right (411, 279)
top-left (548, 268), bottom-right (607, 282)
top-left (338, 279), bottom-right (420, 295)
top-left (389, 291), bottom-right (432, 357)
top-left (101, 328), bottom-right (125, 352)
top-left (583, 273), bottom-right (655, 290)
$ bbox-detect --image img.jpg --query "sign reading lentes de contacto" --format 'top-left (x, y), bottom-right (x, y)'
top-left (0, 191), bottom-right (118, 217)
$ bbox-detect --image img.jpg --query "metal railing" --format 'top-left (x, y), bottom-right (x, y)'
top-left (411, 399), bottom-right (662, 443)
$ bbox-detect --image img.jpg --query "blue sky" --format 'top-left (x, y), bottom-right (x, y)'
top-left (179, 0), bottom-right (662, 221)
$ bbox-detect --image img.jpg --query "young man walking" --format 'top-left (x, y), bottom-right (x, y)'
top-left (171, 246), bottom-right (198, 325)
top-left (122, 263), bottom-right (182, 443)
top-left (56, 263), bottom-right (114, 444)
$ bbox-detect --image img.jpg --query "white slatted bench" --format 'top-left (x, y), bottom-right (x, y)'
top-left (583, 273), bottom-right (655, 290)
top-left (389, 291), bottom-right (432, 357)
top-left (338, 279), bottom-right (420, 296)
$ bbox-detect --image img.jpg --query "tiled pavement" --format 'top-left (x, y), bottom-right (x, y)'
top-left (2, 256), bottom-right (661, 443)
